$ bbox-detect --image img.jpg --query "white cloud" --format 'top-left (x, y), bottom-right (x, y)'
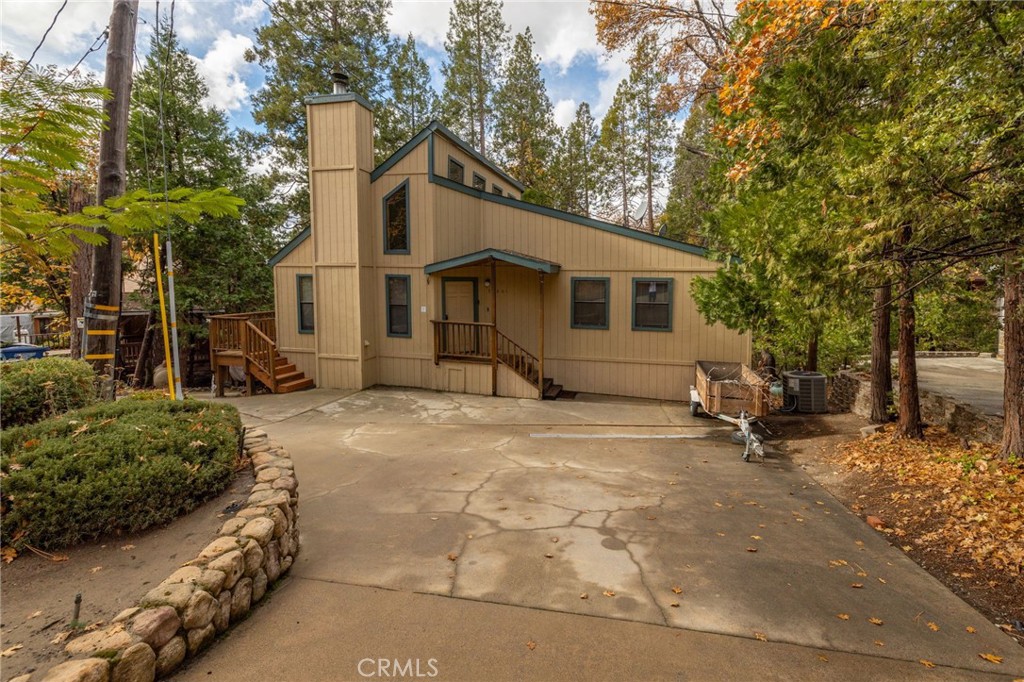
top-left (233, 0), bottom-right (266, 26)
top-left (389, 0), bottom-right (451, 50)
top-left (593, 50), bottom-right (629, 118)
top-left (553, 98), bottom-right (576, 127)
top-left (0, 0), bottom-right (109, 66)
top-left (191, 30), bottom-right (255, 112)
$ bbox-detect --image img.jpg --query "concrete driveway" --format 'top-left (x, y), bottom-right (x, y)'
top-left (916, 356), bottom-right (1005, 416)
top-left (179, 388), bottom-right (1023, 681)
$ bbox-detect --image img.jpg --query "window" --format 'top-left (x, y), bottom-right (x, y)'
top-left (297, 274), bottom-right (314, 333)
top-left (447, 157), bottom-right (464, 184)
top-left (472, 172), bottom-right (486, 191)
top-left (491, 184), bottom-right (503, 195)
top-left (507, 192), bottom-right (515, 199)
top-left (632, 278), bottom-right (672, 331)
top-left (571, 278), bottom-right (610, 329)
top-left (383, 180), bottom-right (409, 253)
top-left (386, 275), bottom-right (411, 337)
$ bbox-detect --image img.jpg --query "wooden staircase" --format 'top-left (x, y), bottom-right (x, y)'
top-left (209, 313), bottom-right (314, 396)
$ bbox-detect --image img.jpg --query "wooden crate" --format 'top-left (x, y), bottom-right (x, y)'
top-left (694, 360), bottom-right (770, 418)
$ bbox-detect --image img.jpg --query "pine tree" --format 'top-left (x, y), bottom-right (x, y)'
top-left (380, 34), bottom-right (439, 147)
top-left (627, 33), bottom-right (673, 233)
top-left (550, 102), bottom-right (598, 216)
top-left (246, 0), bottom-right (395, 227)
top-left (596, 81), bottom-right (642, 228)
top-left (491, 29), bottom-right (556, 194)
top-left (663, 96), bottom-right (716, 243)
top-left (440, 0), bottom-right (508, 155)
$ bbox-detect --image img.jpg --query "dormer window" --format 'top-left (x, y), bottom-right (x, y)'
top-left (448, 157), bottom-right (465, 184)
top-left (491, 184), bottom-right (503, 195)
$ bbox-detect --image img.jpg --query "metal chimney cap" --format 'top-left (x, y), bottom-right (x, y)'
top-left (332, 71), bottom-right (350, 94)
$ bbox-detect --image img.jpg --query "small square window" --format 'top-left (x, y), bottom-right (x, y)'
top-left (491, 184), bottom-right (503, 195)
top-left (632, 278), bottom-right (672, 331)
top-left (297, 275), bottom-right (314, 333)
top-left (386, 275), bottom-right (412, 338)
top-left (383, 180), bottom-right (409, 253)
top-left (448, 157), bottom-right (465, 184)
top-left (472, 173), bottom-right (486, 191)
top-left (571, 278), bottom-right (609, 330)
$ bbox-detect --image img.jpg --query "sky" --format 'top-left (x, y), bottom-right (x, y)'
top-left (0, 0), bottom-right (633, 133)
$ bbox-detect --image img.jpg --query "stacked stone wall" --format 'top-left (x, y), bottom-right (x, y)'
top-left (15, 429), bottom-right (297, 682)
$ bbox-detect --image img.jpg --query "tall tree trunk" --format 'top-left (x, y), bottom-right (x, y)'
top-left (68, 181), bottom-right (94, 359)
top-left (806, 330), bottom-right (819, 372)
top-left (870, 282), bottom-right (893, 423)
top-left (895, 260), bottom-right (923, 439)
top-left (1000, 254), bottom-right (1023, 460)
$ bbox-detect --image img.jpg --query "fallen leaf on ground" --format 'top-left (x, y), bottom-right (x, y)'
top-left (966, 626), bottom-right (977, 634)
top-left (874, 640), bottom-right (884, 647)
top-left (750, 535), bottom-right (762, 540)
top-left (579, 593), bottom-right (588, 600)
top-left (818, 654), bottom-right (828, 662)
top-left (919, 660), bottom-right (936, 669)
top-left (869, 617), bottom-right (884, 626)
top-left (836, 614), bottom-right (850, 620)
top-left (2, 547), bottom-right (17, 563)
top-left (27, 610), bottom-right (42, 619)
top-left (1, 644), bottom-right (23, 657)
top-left (978, 653), bottom-right (1002, 664)
top-left (646, 515), bottom-right (657, 521)
top-left (716, 532), bottom-right (726, 537)
top-left (550, 537), bottom-right (558, 543)
top-left (671, 586), bottom-right (682, 594)
top-left (602, 590), bottom-right (615, 597)
top-left (526, 641), bottom-right (536, 651)
top-left (90, 566), bottom-right (103, 573)
top-left (851, 583), bottom-right (863, 589)
top-left (83, 621), bottom-right (103, 632)
top-left (50, 631), bottom-right (70, 645)
top-left (927, 622), bottom-right (939, 632)
top-left (670, 602), bottom-right (680, 608)
top-left (753, 632), bottom-right (767, 642)
top-left (746, 547), bottom-right (758, 553)
top-left (120, 544), bottom-right (134, 551)
top-left (446, 553), bottom-right (458, 561)
top-left (878, 578), bottom-right (887, 584)
top-left (544, 553), bottom-right (553, 559)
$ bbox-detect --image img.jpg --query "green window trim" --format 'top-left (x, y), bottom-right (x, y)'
top-left (570, 277), bottom-right (610, 330)
top-left (297, 274), bottom-right (314, 334)
top-left (472, 172), bottom-right (486, 191)
top-left (382, 179), bottom-right (410, 254)
top-left (631, 277), bottom-right (673, 332)
top-left (447, 156), bottom-right (465, 184)
top-left (386, 274), bottom-right (412, 338)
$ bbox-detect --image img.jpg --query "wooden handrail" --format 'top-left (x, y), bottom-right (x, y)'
top-left (496, 330), bottom-right (539, 389)
top-left (244, 321), bottom-right (277, 387)
top-left (431, 320), bottom-right (493, 363)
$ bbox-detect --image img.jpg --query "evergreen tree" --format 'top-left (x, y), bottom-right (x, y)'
top-left (663, 96), bottom-right (716, 243)
top-left (491, 29), bottom-right (555, 194)
top-left (627, 33), bottom-right (673, 233)
top-left (440, 0), bottom-right (508, 155)
top-left (380, 34), bottom-right (439, 147)
top-left (246, 0), bottom-right (395, 227)
top-left (595, 81), bottom-right (642, 228)
top-left (550, 102), bottom-right (598, 217)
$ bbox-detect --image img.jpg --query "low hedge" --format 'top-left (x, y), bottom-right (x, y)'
top-left (0, 397), bottom-right (242, 550)
top-left (0, 357), bottom-right (97, 428)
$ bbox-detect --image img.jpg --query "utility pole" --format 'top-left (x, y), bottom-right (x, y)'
top-left (85, 0), bottom-right (139, 398)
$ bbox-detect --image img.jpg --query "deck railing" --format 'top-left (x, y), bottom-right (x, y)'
top-left (209, 311), bottom-right (279, 390)
top-left (432, 320), bottom-right (540, 390)
top-left (209, 311), bottom-right (276, 353)
top-left (432, 320), bottom-right (493, 363)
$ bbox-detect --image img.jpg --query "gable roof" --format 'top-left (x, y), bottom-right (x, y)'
top-left (268, 226), bottom-right (311, 267)
top-left (425, 248), bottom-right (561, 275)
top-left (371, 121), bottom-right (525, 192)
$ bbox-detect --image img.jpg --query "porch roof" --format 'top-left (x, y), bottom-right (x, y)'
top-left (424, 248), bottom-right (561, 275)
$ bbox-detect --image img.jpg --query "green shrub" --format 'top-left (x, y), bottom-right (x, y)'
top-left (0, 357), bottom-right (97, 428)
top-left (0, 397), bottom-right (242, 550)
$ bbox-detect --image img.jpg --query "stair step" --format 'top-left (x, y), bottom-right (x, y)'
top-left (276, 377), bottom-right (314, 393)
top-left (543, 383), bottom-right (563, 400)
top-left (274, 356), bottom-right (289, 366)
top-left (275, 370), bottom-right (304, 383)
top-left (276, 363), bottom-right (297, 375)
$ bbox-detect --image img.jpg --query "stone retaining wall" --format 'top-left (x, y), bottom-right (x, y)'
top-left (14, 428), bottom-right (297, 682)
top-left (829, 370), bottom-right (1003, 443)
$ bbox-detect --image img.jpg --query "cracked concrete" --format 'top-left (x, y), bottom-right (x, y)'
top-left (177, 388), bottom-right (1024, 681)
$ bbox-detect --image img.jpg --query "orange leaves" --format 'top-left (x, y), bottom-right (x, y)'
top-left (978, 653), bottom-right (1002, 664)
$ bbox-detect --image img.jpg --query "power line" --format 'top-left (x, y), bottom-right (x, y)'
top-left (7, 0), bottom-right (69, 93)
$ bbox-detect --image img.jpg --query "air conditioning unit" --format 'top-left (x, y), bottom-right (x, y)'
top-left (783, 370), bottom-right (828, 413)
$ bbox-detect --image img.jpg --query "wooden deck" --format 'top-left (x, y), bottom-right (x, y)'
top-left (209, 312), bottom-right (314, 395)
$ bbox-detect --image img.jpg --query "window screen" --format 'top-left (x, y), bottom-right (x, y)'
top-left (386, 275), bottom-right (411, 337)
top-left (572, 278), bottom-right (609, 329)
top-left (297, 275), bottom-right (314, 333)
top-left (633, 279), bottom-right (672, 331)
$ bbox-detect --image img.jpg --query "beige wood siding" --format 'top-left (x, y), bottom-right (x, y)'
top-left (432, 135), bottom-right (522, 200)
top-left (497, 364), bottom-right (536, 399)
top-left (273, 234), bottom-right (316, 382)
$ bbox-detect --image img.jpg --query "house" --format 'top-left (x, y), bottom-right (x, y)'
top-left (211, 78), bottom-right (750, 400)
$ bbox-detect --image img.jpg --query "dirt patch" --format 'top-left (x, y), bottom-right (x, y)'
top-left (0, 468), bottom-right (254, 680)
top-left (766, 412), bottom-right (1024, 647)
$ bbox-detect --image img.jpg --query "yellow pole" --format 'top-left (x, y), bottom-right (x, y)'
top-left (153, 233), bottom-right (174, 399)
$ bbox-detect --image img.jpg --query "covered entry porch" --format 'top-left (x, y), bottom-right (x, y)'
top-left (425, 248), bottom-right (562, 400)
